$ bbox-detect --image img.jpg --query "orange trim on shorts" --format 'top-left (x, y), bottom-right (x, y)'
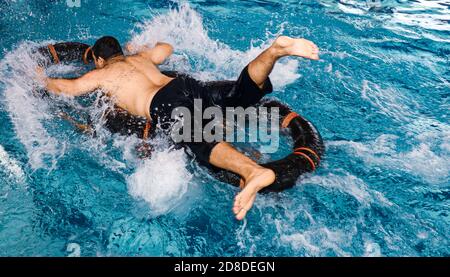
top-left (281, 112), bottom-right (300, 128)
top-left (293, 151), bottom-right (316, 171)
top-left (294, 147), bottom-right (320, 163)
top-left (83, 46), bottom-right (92, 65)
top-left (47, 44), bottom-right (60, 64)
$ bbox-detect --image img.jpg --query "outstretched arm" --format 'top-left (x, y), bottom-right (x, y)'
top-left (126, 42), bottom-right (173, 65)
top-left (40, 68), bottom-right (102, 97)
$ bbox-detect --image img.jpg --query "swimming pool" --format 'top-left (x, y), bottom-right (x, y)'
top-left (0, 0), bottom-right (448, 257)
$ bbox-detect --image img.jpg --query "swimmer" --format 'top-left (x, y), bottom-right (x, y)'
top-left (38, 35), bottom-right (320, 220)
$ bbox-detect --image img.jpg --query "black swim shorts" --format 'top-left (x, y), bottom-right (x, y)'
top-left (149, 65), bottom-right (273, 163)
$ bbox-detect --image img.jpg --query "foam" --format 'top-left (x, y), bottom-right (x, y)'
top-left (364, 241), bottom-right (382, 257)
top-left (281, 227), bottom-right (352, 257)
top-left (281, 233), bottom-right (321, 256)
top-left (328, 133), bottom-right (450, 184)
top-left (127, 148), bottom-right (193, 215)
top-left (306, 172), bottom-right (392, 206)
top-left (236, 175), bottom-right (389, 256)
top-left (0, 144), bottom-right (25, 183)
top-left (361, 80), bottom-right (417, 123)
top-left (235, 219), bottom-right (257, 255)
top-left (0, 41), bottom-right (133, 173)
top-left (0, 42), bottom-right (64, 169)
top-left (390, 0), bottom-right (450, 32)
top-left (235, 171), bottom-right (391, 256)
top-left (357, 78), bottom-right (449, 184)
top-left (320, 0), bottom-right (450, 42)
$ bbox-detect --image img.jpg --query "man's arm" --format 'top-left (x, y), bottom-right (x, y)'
top-left (126, 42), bottom-right (173, 65)
top-left (42, 69), bottom-right (102, 97)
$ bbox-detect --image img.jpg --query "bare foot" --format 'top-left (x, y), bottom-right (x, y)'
top-left (274, 36), bottom-right (320, 60)
top-left (232, 167), bottom-right (275, 220)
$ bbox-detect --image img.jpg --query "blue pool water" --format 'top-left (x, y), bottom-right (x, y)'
top-left (0, 0), bottom-right (449, 257)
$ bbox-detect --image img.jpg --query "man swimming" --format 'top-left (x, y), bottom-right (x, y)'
top-left (39, 35), bottom-right (319, 220)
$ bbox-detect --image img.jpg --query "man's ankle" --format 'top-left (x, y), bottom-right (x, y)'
top-left (244, 165), bottom-right (270, 180)
top-left (239, 164), bottom-right (259, 181)
top-left (269, 43), bottom-right (289, 59)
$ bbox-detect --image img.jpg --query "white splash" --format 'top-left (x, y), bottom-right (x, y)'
top-left (364, 241), bottom-right (382, 257)
top-left (0, 42), bottom-right (63, 169)
top-left (129, 3), bottom-right (300, 89)
top-left (328, 133), bottom-right (450, 184)
top-left (127, 148), bottom-right (193, 215)
top-left (390, 0), bottom-right (450, 32)
top-left (306, 172), bottom-right (392, 206)
top-left (281, 232), bottom-right (321, 256)
top-left (0, 144), bottom-right (25, 183)
top-left (361, 80), bottom-right (418, 123)
top-left (281, 227), bottom-right (352, 257)
top-left (320, 0), bottom-right (450, 42)
top-left (0, 41), bottom-right (133, 173)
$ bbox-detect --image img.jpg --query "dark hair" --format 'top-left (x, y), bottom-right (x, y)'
top-left (92, 36), bottom-right (123, 60)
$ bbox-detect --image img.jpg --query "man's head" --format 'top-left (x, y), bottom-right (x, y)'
top-left (91, 36), bottom-right (123, 68)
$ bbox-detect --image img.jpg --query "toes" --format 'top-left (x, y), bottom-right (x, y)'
top-left (309, 41), bottom-right (318, 48)
top-left (233, 204), bottom-right (240, 215)
top-left (236, 203), bottom-right (252, 220)
top-left (310, 45), bottom-right (319, 53)
top-left (234, 208), bottom-right (242, 216)
top-left (236, 208), bottom-right (248, 221)
top-left (235, 205), bottom-right (251, 220)
top-left (307, 41), bottom-right (319, 53)
top-left (298, 39), bottom-right (319, 60)
top-left (233, 197), bottom-right (241, 214)
top-left (235, 194), bottom-right (256, 220)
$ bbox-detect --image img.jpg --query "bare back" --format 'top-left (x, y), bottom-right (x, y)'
top-left (98, 55), bottom-right (174, 119)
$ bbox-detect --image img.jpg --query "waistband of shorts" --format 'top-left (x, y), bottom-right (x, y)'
top-left (149, 78), bottom-right (179, 119)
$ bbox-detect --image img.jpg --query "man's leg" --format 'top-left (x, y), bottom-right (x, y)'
top-left (227, 36), bottom-right (319, 220)
top-left (209, 142), bottom-right (275, 220)
top-left (248, 36), bottom-right (319, 88)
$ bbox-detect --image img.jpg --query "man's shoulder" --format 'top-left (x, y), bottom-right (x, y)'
top-left (125, 54), bottom-right (148, 63)
top-left (102, 61), bottom-right (129, 73)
